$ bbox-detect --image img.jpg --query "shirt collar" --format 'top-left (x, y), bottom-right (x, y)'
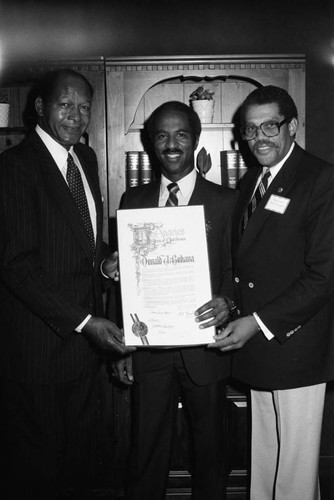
top-left (36, 124), bottom-right (73, 172)
top-left (265, 142), bottom-right (295, 180)
top-left (160, 168), bottom-right (197, 198)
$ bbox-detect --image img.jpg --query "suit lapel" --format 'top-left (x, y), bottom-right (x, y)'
top-left (143, 179), bottom-right (161, 207)
top-left (188, 174), bottom-right (215, 238)
top-left (31, 133), bottom-right (95, 261)
top-left (236, 144), bottom-right (301, 259)
top-left (188, 173), bottom-right (204, 206)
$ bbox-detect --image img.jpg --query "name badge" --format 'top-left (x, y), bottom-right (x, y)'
top-left (265, 195), bottom-right (290, 214)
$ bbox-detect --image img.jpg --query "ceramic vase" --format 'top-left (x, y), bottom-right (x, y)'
top-left (191, 100), bottom-right (214, 123)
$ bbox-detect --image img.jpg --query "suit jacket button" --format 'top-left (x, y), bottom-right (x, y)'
top-left (248, 282), bottom-right (254, 288)
top-left (235, 277), bottom-right (240, 283)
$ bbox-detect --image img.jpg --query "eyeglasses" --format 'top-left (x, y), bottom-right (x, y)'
top-left (240, 118), bottom-right (288, 141)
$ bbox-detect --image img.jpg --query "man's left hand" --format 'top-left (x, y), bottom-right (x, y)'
top-left (207, 315), bottom-right (260, 351)
top-left (194, 296), bottom-right (230, 329)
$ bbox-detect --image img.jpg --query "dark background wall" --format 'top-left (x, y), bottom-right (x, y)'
top-left (1, 0), bottom-right (334, 162)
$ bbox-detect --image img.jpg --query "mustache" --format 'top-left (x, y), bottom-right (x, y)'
top-left (162, 148), bottom-right (183, 154)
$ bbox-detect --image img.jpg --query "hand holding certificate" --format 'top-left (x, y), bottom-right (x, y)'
top-left (117, 205), bottom-right (216, 346)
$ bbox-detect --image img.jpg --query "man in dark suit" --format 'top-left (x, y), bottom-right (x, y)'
top-left (0, 69), bottom-right (133, 499)
top-left (210, 86), bottom-right (334, 499)
top-left (112, 100), bottom-right (236, 499)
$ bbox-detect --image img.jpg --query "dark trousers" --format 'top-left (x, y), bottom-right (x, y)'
top-left (0, 373), bottom-right (99, 500)
top-left (126, 350), bottom-right (229, 500)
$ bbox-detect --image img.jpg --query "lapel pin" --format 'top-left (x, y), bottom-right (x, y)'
top-left (206, 220), bottom-right (212, 236)
top-left (278, 187), bottom-right (283, 193)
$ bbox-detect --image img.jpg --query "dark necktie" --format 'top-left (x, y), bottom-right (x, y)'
top-left (165, 182), bottom-right (179, 207)
top-left (66, 153), bottom-right (95, 253)
top-left (243, 169), bottom-right (271, 230)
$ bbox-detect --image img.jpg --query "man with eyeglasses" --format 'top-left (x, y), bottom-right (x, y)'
top-left (206, 85), bottom-right (334, 499)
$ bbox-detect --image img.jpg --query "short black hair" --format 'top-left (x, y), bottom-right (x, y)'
top-left (146, 100), bottom-right (201, 142)
top-left (240, 85), bottom-right (298, 123)
top-left (37, 68), bottom-right (93, 104)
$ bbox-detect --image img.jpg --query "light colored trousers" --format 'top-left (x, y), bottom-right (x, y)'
top-left (250, 383), bottom-right (326, 500)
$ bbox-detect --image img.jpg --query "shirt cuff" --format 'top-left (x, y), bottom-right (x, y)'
top-left (75, 314), bottom-right (92, 333)
top-left (253, 312), bottom-right (274, 340)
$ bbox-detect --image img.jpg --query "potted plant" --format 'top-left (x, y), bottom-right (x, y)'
top-left (0, 94), bottom-right (10, 127)
top-left (189, 86), bottom-right (215, 123)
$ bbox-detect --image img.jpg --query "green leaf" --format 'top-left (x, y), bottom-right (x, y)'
top-left (196, 147), bottom-right (212, 176)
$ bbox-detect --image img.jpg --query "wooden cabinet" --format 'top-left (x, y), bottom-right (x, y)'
top-left (105, 54), bottom-right (305, 222)
top-left (0, 127), bottom-right (28, 154)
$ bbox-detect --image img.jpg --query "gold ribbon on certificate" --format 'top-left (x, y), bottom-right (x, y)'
top-left (130, 313), bottom-right (149, 345)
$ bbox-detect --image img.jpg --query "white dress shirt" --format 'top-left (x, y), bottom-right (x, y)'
top-left (36, 125), bottom-right (97, 239)
top-left (159, 168), bottom-right (197, 206)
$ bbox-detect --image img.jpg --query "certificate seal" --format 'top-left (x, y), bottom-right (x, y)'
top-left (132, 321), bottom-right (148, 338)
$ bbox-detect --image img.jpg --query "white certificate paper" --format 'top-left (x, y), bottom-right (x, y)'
top-left (117, 205), bottom-right (215, 346)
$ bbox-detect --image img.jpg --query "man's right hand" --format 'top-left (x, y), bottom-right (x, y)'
top-left (111, 355), bottom-right (134, 385)
top-left (82, 317), bottom-right (136, 355)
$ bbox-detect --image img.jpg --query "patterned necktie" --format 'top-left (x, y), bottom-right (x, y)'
top-left (243, 169), bottom-right (271, 230)
top-left (66, 153), bottom-right (95, 253)
top-left (165, 182), bottom-right (179, 207)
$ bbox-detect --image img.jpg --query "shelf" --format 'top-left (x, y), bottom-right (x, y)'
top-left (128, 123), bottom-right (235, 133)
top-left (0, 127), bottom-right (28, 134)
top-left (201, 123), bottom-right (235, 130)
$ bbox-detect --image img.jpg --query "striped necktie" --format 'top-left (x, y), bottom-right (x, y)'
top-left (66, 153), bottom-right (95, 253)
top-left (243, 169), bottom-right (271, 230)
top-left (165, 182), bottom-right (179, 207)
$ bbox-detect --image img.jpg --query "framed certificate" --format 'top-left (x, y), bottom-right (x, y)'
top-left (117, 205), bottom-right (215, 346)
